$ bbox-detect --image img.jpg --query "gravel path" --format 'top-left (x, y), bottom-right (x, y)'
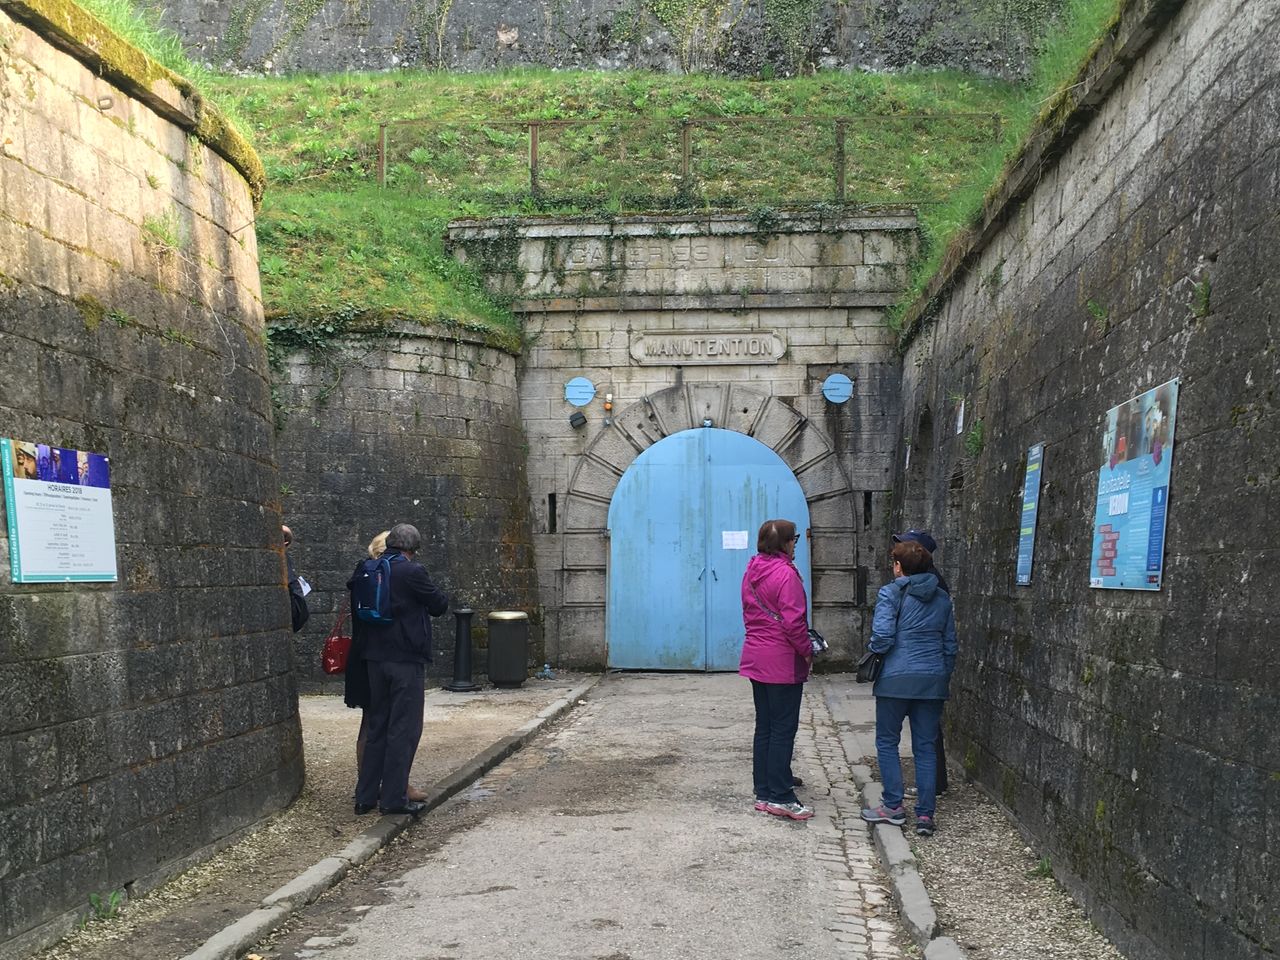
top-left (909, 773), bottom-right (1126, 960)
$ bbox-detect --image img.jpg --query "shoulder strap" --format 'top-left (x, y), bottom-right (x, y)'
top-left (328, 598), bottom-right (350, 639)
top-left (749, 582), bottom-right (782, 622)
top-left (897, 581), bottom-right (911, 619)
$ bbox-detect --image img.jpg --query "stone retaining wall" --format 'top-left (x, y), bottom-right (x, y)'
top-left (894, 0), bottom-right (1279, 955)
top-left (0, 6), bottom-right (301, 956)
top-left (161, 0), bottom-right (1058, 79)
top-left (271, 327), bottom-right (542, 689)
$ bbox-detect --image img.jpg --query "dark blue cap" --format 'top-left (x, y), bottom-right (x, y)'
top-left (892, 529), bottom-right (937, 553)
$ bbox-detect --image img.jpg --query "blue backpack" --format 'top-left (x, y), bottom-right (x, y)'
top-left (353, 554), bottom-right (395, 624)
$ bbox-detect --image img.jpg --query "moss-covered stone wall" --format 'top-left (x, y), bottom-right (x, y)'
top-left (270, 327), bottom-right (542, 689)
top-left (893, 0), bottom-right (1279, 955)
top-left (158, 0), bottom-right (1059, 79)
top-left (0, 7), bottom-right (302, 955)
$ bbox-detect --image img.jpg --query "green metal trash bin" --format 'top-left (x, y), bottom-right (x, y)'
top-left (487, 611), bottom-right (529, 688)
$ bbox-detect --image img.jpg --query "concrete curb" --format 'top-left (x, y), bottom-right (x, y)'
top-left (179, 678), bottom-right (600, 960)
top-left (828, 687), bottom-right (968, 960)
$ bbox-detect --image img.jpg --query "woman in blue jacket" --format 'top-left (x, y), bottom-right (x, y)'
top-left (860, 539), bottom-right (957, 836)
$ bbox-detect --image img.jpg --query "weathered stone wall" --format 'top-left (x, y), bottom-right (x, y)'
top-left (160, 0), bottom-right (1058, 79)
top-left (894, 0), bottom-right (1279, 955)
top-left (0, 5), bottom-right (301, 956)
top-left (448, 212), bottom-right (914, 668)
top-left (271, 328), bottom-right (541, 689)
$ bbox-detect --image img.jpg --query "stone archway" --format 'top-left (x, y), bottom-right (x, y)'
top-left (559, 383), bottom-right (859, 664)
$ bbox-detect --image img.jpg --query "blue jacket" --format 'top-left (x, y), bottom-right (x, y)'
top-left (869, 573), bottom-right (956, 700)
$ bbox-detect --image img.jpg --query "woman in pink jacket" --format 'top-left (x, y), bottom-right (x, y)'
top-left (739, 518), bottom-right (814, 821)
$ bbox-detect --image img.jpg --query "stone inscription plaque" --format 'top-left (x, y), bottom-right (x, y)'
top-left (631, 331), bottom-right (786, 365)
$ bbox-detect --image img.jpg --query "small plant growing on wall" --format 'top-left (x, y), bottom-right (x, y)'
top-left (1191, 274), bottom-right (1212, 318)
top-left (141, 210), bottom-right (183, 251)
top-left (1086, 298), bottom-right (1109, 332)
top-left (964, 418), bottom-right (985, 456)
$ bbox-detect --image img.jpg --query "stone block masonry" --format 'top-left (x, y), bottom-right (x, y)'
top-left (894, 0), bottom-right (1280, 956)
top-left (448, 212), bottom-right (915, 669)
top-left (155, 0), bottom-right (1055, 79)
top-left (272, 327), bottom-right (542, 689)
top-left (0, 6), bottom-right (300, 957)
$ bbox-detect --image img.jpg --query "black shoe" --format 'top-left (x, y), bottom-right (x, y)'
top-left (380, 800), bottom-right (428, 817)
top-left (354, 802), bottom-right (377, 815)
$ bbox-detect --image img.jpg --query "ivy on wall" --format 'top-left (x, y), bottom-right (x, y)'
top-left (762, 0), bottom-right (822, 69)
top-left (646, 0), bottom-right (737, 72)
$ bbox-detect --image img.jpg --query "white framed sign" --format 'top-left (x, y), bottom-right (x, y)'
top-left (2, 438), bottom-right (117, 582)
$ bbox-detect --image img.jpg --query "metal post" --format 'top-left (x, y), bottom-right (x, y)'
top-left (680, 120), bottom-right (692, 189)
top-left (834, 119), bottom-right (847, 203)
top-left (444, 608), bottom-right (479, 692)
top-left (377, 123), bottom-right (387, 188)
top-left (529, 122), bottom-right (540, 199)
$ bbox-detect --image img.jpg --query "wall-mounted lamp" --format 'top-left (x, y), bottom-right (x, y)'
top-left (568, 411), bottom-right (587, 429)
top-left (701, 418), bottom-right (713, 428)
top-left (96, 96), bottom-right (114, 112)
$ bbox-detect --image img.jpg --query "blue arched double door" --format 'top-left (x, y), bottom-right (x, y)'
top-left (606, 428), bottom-right (811, 671)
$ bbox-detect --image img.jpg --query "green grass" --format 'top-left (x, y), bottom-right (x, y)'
top-left (75, 0), bottom-right (217, 91)
top-left (63, 0), bottom-right (1123, 343)
top-left (207, 69), bottom-right (1021, 334)
top-left (890, 0), bottom-right (1126, 329)
top-left (256, 186), bottom-right (514, 335)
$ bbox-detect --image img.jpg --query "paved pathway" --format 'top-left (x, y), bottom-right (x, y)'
top-left (256, 674), bottom-right (910, 960)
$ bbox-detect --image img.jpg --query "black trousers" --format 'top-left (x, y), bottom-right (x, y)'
top-left (750, 680), bottom-right (803, 804)
top-left (356, 659), bottom-right (425, 811)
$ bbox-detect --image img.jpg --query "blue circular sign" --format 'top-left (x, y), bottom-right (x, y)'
top-left (564, 377), bottom-right (596, 407)
top-left (822, 373), bottom-right (854, 404)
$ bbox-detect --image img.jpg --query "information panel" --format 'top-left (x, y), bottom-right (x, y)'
top-left (1015, 442), bottom-right (1045, 586)
top-left (1, 438), bottom-right (117, 582)
top-left (1090, 379), bottom-right (1179, 590)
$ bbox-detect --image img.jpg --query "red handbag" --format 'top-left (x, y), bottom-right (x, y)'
top-left (321, 603), bottom-right (352, 675)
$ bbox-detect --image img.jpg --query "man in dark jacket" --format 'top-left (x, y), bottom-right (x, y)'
top-left (892, 529), bottom-right (949, 793)
top-left (352, 523), bottom-right (449, 817)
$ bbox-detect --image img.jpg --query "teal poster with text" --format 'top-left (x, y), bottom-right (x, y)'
top-left (1090, 379), bottom-right (1178, 590)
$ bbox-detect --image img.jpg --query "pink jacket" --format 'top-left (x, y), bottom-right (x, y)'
top-left (739, 553), bottom-right (811, 684)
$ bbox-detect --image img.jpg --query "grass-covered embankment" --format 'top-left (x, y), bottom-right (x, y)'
top-left (83, 0), bottom-right (1126, 344)
top-left (203, 70), bottom-right (1023, 337)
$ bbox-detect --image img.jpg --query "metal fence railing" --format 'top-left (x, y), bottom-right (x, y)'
top-left (375, 113), bottom-right (1004, 208)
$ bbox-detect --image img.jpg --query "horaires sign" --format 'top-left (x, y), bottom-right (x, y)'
top-left (630, 331), bottom-right (786, 365)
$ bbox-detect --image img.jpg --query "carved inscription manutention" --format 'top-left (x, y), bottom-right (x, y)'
top-left (562, 236), bottom-right (824, 271)
top-left (631, 331), bottom-right (786, 365)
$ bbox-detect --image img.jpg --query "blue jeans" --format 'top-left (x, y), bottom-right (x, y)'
top-left (751, 680), bottom-right (803, 804)
top-left (875, 696), bottom-right (944, 818)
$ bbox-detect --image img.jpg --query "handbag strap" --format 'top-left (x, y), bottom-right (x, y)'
top-left (749, 582), bottom-right (783, 622)
top-left (327, 598), bottom-right (350, 639)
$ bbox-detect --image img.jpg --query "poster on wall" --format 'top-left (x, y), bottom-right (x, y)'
top-left (1, 438), bottom-right (117, 582)
top-left (1090, 379), bottom-right (1179, 590)
top-left (1015, 442), bottom-right (1045, 585)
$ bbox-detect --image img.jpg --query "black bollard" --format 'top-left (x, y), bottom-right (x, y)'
top-left (444, 607), bottom-right (479, 692)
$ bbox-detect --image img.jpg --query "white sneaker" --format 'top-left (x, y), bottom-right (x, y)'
top-left (764, 801), bottom-right (814, 821)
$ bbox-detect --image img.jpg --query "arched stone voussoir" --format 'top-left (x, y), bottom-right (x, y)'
top-left (563, 491), bottom-right (610, 532)
top-left (725, 384), bottom-right (771, 436)
top-left (571, 383), bottom-right (854, 529)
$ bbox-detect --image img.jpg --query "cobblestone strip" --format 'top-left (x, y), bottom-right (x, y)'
top-left (799, 693), bottom-right (907, 960)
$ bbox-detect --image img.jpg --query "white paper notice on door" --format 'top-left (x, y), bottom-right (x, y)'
top-left (722, 530), bottom-right (749, 550)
